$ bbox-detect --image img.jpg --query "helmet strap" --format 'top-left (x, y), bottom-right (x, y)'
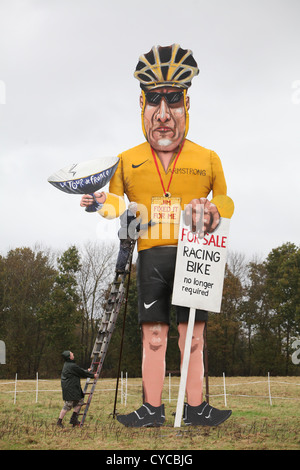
top-left (183, 88), bottom-right (189, 140)
top-left (141, 89), bottom-right (148, 140)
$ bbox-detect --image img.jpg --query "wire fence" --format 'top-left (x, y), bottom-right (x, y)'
top-left (0, 372), bottom-right (299, 407)
top-left (0, 373), bottom-right (118, 405)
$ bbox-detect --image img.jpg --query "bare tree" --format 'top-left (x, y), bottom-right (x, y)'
top-left (226, 250), bottom-right (247, 285)
top-left (77, 241), bottom-right (117, 365)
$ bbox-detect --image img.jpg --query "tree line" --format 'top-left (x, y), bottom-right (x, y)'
top-left (0, 241), bottom-right (299, 379)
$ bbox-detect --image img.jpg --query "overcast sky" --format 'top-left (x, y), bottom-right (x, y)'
top-left (0, 0), bottom-right (299, 262)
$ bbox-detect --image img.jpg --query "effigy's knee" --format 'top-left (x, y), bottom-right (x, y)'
top-left (143, 323), bottom-right (168, 352)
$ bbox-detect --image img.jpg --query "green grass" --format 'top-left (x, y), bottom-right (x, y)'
top-left (0, 376), bottom-right (299, 450)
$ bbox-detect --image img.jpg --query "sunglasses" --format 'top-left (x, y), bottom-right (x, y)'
top-left (146, 91), bottom-right (184, 106)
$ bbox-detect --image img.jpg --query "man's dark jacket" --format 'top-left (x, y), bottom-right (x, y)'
top-left (61, 351), bottom-right (94, 401)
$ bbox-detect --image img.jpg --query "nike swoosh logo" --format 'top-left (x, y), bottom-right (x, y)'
top-left (132, 159), bottom-right (148, 168)
top-left (197, 403), bottom-right (209, 416)
top-left (144, 300), bottom-right (158, 309)
top-left (134, 405), bottom-right (155, 419)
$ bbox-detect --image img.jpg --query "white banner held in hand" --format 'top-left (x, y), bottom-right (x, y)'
top-left (172, 212), bottom-right (231, 313)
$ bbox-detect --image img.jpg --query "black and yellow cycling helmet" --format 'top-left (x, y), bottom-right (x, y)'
top-left (134, 44), bottom-right (199, 91)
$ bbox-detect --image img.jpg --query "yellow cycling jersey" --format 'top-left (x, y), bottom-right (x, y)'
top-left (98, 139), bottom-right (228, 252)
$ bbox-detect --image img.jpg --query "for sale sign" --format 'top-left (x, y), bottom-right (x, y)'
top-left (172, 212), bottom-right (231, 313)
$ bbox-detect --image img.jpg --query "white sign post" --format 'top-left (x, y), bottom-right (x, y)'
top-left (172, 211), bottom-right (231, 427)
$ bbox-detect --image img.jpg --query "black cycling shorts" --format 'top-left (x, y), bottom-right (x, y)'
top-left (136, 246), bottom-right (208, 325)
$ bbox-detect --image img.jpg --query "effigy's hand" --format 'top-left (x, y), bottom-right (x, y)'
top-left (80, 192), bottom-right (106, 207)
top-left (184, 198), bottom-right (220, 237)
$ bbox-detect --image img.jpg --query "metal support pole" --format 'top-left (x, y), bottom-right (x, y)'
top-left (204, 321), bottom-right (209, 404)
top-left (112, 249), bottom-right (134, 418)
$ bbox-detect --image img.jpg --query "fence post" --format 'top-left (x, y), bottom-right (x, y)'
top-left (223, 372), bottom-right (227, 407)
top-left (36, 372), bottom-right (39, 403)
top-left (268, 372), bottom-right (272, 406)
top-left (14, 373), bottom-right (17, 404)
top-left (125, 372), bottom-right (128, 407)
top-left (121, 371), bottom-right (123, 404)
top-left (169, 373), bottom-right (171, 403)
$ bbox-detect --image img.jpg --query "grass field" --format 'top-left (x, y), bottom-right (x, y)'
top-left (0, 376), bottom-right (299, 451)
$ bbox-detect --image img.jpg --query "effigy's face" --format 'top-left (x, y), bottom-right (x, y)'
top-left (141, 87), bottom-right (189, 152)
